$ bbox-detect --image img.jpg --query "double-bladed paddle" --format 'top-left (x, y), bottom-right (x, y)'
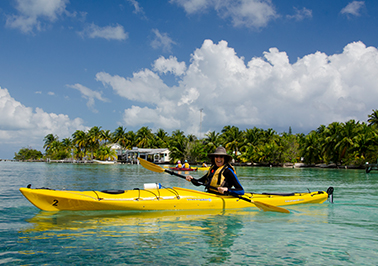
top-left (138, 157), bottom-right (290, 213)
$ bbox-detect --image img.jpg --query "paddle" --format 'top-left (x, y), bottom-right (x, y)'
top-left (138, 158), bottom-right (290, 213)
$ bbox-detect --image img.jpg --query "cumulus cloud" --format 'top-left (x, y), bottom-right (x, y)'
top-left (341, 1), bottom-right (365, 17)
top-left (151, 29), bottom-right (177, 52)
top-left (0, 86), bottom-right (87, 150)
top-left (123, 106), bottom-right (181, 129)
top-left (95, 40), bottom-right (378, 136)
top-left (79, 23), bottom-right (128, 40)
top-left (95, 69), bottom-right (174, 105)
top-left (171, 0), bottom-right (277, 29)
top-left (153, 56), bottom-right (187, 76)
top-left (5, 0), bottom-right (69, 33)
top-left (67, 83), bottom-right (110, 113)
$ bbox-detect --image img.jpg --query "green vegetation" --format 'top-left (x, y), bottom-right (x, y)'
top-left (14, 110), bottom-right (378, 167)
top-left (14, 147), bottom-right (43, 161)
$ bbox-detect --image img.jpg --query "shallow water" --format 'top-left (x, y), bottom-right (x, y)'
top-left (1, 162), bottom-right (377, 265)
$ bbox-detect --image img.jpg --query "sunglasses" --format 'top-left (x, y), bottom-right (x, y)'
top-left (214, 155), bottom-right (224, 158)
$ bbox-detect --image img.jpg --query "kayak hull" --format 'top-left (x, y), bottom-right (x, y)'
top-left (20, 186), bottom-right (330, 212)
top-left (169, 167), bottom-right (197, 171)
top-left (193, 166), bottom-right (210, 171)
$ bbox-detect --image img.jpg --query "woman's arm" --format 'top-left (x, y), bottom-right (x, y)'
top-left (223, 168), bottom-right (244, 195)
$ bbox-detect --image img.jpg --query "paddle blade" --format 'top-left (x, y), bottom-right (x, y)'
top-left (253, 201), bottom-right (290, 214)
top-left (138, 158), bottom-right (165, 173)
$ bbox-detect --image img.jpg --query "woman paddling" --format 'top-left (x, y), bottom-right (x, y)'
top-left (186, 146), bottom-right (244, 196)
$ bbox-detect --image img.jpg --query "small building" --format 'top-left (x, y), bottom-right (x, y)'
top-left (107, 143), bottom-right (123, 159)
top-left (121, 147), bottom-right (170, 164)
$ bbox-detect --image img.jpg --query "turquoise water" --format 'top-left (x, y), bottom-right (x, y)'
top-left (1, 162), bottom-right (377, 265)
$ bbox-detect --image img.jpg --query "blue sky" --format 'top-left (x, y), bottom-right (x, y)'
top-left (1, 0), bottom-right (378, 159)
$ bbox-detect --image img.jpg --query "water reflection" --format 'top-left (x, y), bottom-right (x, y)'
top-left (20, 210), bottom-right (251, 263)
top-left (23, 209), bottom-right (250, 233)
top-left (199, 213), bottom-right (244, 264)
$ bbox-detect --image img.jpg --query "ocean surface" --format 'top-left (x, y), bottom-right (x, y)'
top-left (1, 161), bottom-right (377, 265)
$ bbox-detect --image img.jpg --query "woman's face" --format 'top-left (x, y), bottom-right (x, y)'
top-left (214, 156), bottom-right (225, 167)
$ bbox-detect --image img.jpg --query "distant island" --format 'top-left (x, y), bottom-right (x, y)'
top-left (14, 109), bottom-right (378, 169)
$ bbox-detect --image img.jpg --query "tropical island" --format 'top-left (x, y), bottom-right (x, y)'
top-left (14, 110), bottom-right (378, 169)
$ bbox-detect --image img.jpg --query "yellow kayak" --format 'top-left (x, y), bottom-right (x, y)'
top-left (193, 166), bottom-right (210, 171)
top-left (20, 185), bottom-right (332, 212)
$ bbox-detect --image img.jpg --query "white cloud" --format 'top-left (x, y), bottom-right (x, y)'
top-left (127, 0), bottom-right (145, 15)
top-left (96, 40), bottom-right (378, 136)
top-left (171, 0), bottom-right (277, 29)
top-left (151, 29), bottom-right (177, 52)
top-left (123, 106), bottom-right (181, 129)
top-left (95, 69), bottom-right (170, 104)
top-left (178, 87), bottom-right (200, 106)
top-left (80, 23), bottom-right (128, 40)
top-left (170, 0), bottom-right (210, 13)
top-left (153, 56), bottom-right (187, 76)
top-left (341, 1), bottom-right (365, 17)
top-left (287, 7), bottom-right (312, 21)
top-left (0, 87), bottom-right (87, 151)
top-left (6, 0), bottom-right (69, 33)
top-left (67, 83), bottom-right (110, 113)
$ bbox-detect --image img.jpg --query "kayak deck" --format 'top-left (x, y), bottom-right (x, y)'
top-left (20, 185), bottom-right (331, 212)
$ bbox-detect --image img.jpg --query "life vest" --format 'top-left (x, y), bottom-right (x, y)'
top-left (184, 162), bottom-right (190, 168)
top-left (207, 164), bottom-right (235, 193)
top-left (177, 163), bottom-right (183, 168)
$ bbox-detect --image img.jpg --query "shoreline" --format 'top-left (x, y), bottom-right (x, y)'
top-left (3, 159), bottom-right (369, 171)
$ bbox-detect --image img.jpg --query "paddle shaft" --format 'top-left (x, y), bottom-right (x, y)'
top-left (164, 169), bottom-right (187, 179)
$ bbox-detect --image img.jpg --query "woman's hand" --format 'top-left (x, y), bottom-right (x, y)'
top-left (217, 187), bottom-right (228, 194)
top-left (186, 175), bottom-right (193, 182)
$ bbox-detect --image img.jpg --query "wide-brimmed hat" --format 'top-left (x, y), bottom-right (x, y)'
top-left (208, 147), bottom-right (232, 162)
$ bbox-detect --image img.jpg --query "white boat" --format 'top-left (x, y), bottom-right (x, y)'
top-left (93, 159), bottom-right (117, 165)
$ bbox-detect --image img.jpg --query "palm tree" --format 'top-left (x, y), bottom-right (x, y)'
top-left (321, 122), bottom-right (343, 164)
top-left (61, 138), bottom-right (74, 159)
top-left (368, 109), bottom-right (378, 127)
top-left (126, 130), bottom-right (137, 149)
top-left (300, 131), bottom-right (321, 164)
top-left (49, 140), bottom-right (62, 157)
top-left (240, 127), bottom-right (263, 161)
top-left (72, 130), bottom-right (88, 160)
top-left (112, 126), bottom-right (129, 149)
top-left (154, 128), bottom-right (169, 148)
top-left (95, 146), bottom-right (117, 161)
top-left (335, 120), bottom-right (358, 163)
top-left (136, 126), bottom-right (154, 148)
top-left (101, 129), bottom-right (112, 145)
top-left (203, 131), bottom-right (220, 153)
top-left (168, 130), bottom-right (187, 162)
top-left (43, 134), bottom-right (58, 154)
top-left (88, 126), bottom-right (102, 159)
top-left (350, 123), bottom-right (376, 164)
top-left (220, 126), bottom-right (244, 161)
